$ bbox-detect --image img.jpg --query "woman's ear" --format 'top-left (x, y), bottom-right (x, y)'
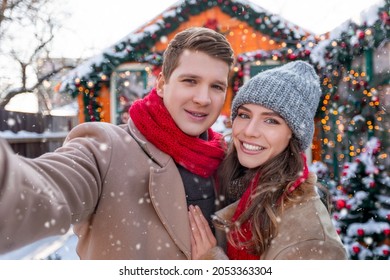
top-left (156, 73), bottom-right (165, 97)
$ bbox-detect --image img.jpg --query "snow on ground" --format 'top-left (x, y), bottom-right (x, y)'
top-left (0, 229), bottom-right (79, 260)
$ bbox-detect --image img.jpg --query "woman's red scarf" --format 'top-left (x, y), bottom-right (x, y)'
top-left (129, 88), bottom-right (225, 178)
top-left (227, 153), bottom-right (309, 260)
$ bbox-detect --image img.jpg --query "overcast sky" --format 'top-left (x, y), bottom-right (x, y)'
top-left (51, 0), bottom-right (383, 58)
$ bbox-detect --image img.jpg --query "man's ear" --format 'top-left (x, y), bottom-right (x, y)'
top-left (156, 73), bottom-right (165, 97)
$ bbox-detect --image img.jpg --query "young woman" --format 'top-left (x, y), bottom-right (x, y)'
top-left (189, 61), bottom-right (348, 260)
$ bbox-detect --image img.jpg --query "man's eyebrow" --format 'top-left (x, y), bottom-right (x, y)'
top-left (177, 74), bottom-right (227, 86)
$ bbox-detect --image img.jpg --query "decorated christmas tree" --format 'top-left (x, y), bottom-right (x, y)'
top-left (332, 137), bottom-right (390, 259)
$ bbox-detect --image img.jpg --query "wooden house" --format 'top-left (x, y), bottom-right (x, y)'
top-left (59, 0), bottom-right (316, 124)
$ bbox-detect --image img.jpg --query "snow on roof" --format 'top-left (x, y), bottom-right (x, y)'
top-left (59, 0), bottom-right (310, 94)
top-left (310, 0), bottom-right (384, 67)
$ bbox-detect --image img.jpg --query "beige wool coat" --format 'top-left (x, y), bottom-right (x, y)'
top-left (0, 120), bottom-right (194, 259)
top-left (202, 175), bottom-right (348, 260)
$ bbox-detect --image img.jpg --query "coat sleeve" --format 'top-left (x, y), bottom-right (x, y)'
top-left (270, 239), bottom-right (348, 260)
top-left (0, 122), bottom-right (113, 254)
top-left (199, 246), bottom-right (229, 260)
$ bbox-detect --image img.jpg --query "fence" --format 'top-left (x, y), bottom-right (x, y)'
top-left (0, 109), bottom-right (78, 158)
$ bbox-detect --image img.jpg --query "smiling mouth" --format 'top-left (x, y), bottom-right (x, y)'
top-left (242, 142), bottom-right (265, 151)
top-left (186, 110), bottom-right (208, 118)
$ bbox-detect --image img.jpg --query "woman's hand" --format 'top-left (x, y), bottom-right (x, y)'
top-left (188, 204), bottom-right (217, 260)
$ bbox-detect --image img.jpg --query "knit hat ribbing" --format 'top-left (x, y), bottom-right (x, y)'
top-left (231, 61), bottom-right (322, 151)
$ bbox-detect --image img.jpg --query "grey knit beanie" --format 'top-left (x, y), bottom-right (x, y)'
top-left (231, 60), bottom-right (322, 151)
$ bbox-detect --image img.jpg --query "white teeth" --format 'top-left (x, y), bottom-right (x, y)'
top-left (243, 142), bottom-right (263, 151)
top-left (190, 112), bottom-right (206, 117)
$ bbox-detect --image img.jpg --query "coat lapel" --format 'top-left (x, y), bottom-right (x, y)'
top-left (148, 157), bottom-right (191, 259)
top-left (127, 119), bottom-right (192, 258)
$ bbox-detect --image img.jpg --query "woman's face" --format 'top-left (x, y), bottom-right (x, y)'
top-left (232, 104), bottom-right (292, 169)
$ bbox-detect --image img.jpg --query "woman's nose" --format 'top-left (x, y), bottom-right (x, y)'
top-left (243, 120), bottom-right (262, 138)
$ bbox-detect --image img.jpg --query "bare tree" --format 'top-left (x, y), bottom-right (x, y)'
top-left (0, 0), bottom-right (75, 110)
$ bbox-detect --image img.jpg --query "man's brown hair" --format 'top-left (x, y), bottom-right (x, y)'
top-left (162, 27), bottom-right (234, 82)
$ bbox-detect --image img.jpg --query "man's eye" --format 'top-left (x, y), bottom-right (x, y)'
top-left (183, 79), bottom-right (196, 84)
top-left (212, 85), bottom-right (224, 91)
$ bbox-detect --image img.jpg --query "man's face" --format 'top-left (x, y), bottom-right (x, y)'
top-left (156, 50), bottom-right (230, 137)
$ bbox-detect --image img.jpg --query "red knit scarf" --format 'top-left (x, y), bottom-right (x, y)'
top-left (227, 153), bottom-right (309, 260)
top-left (129, 88), bottom-right (225, 178)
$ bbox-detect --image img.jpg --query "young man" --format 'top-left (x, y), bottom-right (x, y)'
top-left (0, 27), bottom-right (234, 259)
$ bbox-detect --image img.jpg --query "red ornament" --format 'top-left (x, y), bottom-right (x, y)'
top-left (383, 249), bottom-right (390, 256)
top-left (288, 53), bottom-right (298, 60)
top-left (357, 30), bottom-right (365, 40)
top-left (255, 53), bottom-right (262, 60)
top-left (384, 229), bottom-right (390, 236)
top-left (204, 18), bottom-right (219, 31)
top-left (304, 49), bottom-right (311, 56)
top-left (352, 246), bottom-right (360, 254)
top-left (357, 229), bottom-right (365, 236)
top-left (380, 11), bottom-right (390, 24)
top-left (152, 65), bottom-right (161, 77)
top-left (255, 18), bottom-right (262, 24)
top-left (369, 182), bottom-right (376, 188)
top-left (336, 199), bottom-right (346, 210)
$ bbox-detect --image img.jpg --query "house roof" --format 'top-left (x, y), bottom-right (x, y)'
top-left (59, 0), bottom-right (314, 96)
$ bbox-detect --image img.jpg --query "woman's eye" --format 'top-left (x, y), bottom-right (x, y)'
top-left (265, 118), bottom-right (280, 124)
top-left (237, 113), bottom-right (249, 119)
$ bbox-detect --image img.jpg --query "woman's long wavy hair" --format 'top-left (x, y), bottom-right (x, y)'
top-left (217, 136), bottom-right (305, 256)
